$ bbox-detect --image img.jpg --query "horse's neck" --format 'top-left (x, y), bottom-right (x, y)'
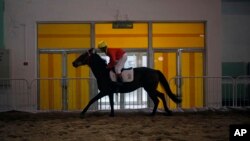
top-left (89, 55), bottom-right (109, 80)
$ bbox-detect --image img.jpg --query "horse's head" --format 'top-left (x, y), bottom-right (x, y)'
top-left (72, 48), bottom-right (97, 68)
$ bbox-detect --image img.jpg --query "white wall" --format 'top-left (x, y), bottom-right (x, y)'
top-left (4, 0), bottom-right (221, 79)
top-left (222, 1), bottom-right (250, 62)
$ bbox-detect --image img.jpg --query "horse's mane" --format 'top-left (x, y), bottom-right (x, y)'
top-left (92, 53), bottom-right (108, 69)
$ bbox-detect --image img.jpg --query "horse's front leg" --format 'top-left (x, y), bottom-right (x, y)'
top-left (108, 93), bottom-right (115, 117)
top-left (81, 92), bottom-right (105, 117)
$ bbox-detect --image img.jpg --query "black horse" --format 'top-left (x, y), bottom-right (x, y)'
top-left (72, 48), bottom-right (181, 117)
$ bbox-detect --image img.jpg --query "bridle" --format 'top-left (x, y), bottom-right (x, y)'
top-left (85, 49), bottom-right (95, 65)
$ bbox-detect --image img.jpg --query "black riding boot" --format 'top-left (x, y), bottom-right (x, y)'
top-left (117, 74), bottom-right (123, 83)
top-left (113, 74), bottom-right (123, 93)
top-left (116, 74), bottom-right (123, 88)
top-left (117, 73), bottom-right (123, 82)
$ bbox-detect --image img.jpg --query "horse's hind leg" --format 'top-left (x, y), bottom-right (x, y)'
top-left (146, 90), bottom-right (159, 116)
top-left (156, 91), bottom-right (172, 116)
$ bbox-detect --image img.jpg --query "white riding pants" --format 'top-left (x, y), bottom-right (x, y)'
top-left (115, 53), bottom-right (127, 74)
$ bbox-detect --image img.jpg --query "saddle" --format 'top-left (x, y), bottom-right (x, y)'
top-left (109, 68), bottom-right (134, 83)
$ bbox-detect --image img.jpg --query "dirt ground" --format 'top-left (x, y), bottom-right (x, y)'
top-left (0, 109), bottom-right (249, 141)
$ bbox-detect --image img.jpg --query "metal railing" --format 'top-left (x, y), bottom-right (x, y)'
top-left (235, 76), bottom-right (250, 107)
top-left (0, 79), bottom-right (32, 112)
top-left (169, 76), bottom-right (234, 108)
top-left (169, 76), bottom-right (250, 109)
top-left (0, 76), bottom-right (249, 112)
top-left (29, 77), bottom-right (97, 111)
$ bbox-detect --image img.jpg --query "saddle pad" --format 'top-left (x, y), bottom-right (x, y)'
top-left (109, 68), bottom-right (134, 82)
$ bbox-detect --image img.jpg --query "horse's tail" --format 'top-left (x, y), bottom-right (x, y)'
top-left (157, 70), bottom-right (182, 104)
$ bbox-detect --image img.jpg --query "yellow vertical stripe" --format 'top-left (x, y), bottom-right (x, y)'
top-left (182, 53), bottom-right (189, 108)
top-left (163, 53), bottom-right (169, 78)
top-left (195, 53), bottom-right (204, 107)
top-left (168, 53), bottom-right (177, 109)
top-left (66, 53), bottom-right (90, 110)
top-left (39, 54), bottom-right (49, 110)
top-left (154, 53), bottom-right (164, 108)
top-left (152, 23), bottom-right (205, 109)
top-left (154, 52), bottom-right (178, 109)
top-left (48, 54), bottom-right (54, 109)
top-left (189, 53), bottom-right (195, 107)
top-left (76, 56), bottom-right (82, 109)
top-left (53, 54), bottom-right (62, 110)
top-left (38, 23), bottom-right (91, 110)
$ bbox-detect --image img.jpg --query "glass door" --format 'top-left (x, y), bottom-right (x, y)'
top-left (37, 23), bottom-right (91, 111)
top-left (153, 22), bottom-right (205, 109)
top-left (95, 22), bottom-right (149, 110)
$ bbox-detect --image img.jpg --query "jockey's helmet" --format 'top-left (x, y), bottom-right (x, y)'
top-left (98, 41), bottom-right (108, 49)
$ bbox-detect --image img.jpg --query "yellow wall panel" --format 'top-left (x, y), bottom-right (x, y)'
top-left (194, 53), bottom-right (204, 76)
top-left (154, 53), bottom-right (164, 108)
top-left (67, 53), bottom-right (90, 110)
top-left (180, 53), bottom-right (204, 108)
top-left (53, 80), bottom-right (62, 110)
top-left (38, 23), bottom-right (91, 48)
top-left (96, 38), bottom-right (147, 48)
top-left (39, 81), bottom-right (48, 110)
top-left (39, 54), bottom-right (49, 78)
top-left (154, 53), bottom-right (178, 109)
top-left (154, 52), bottom-right (204, 109)
top-left (95, 23), bottom-right (148, 48)
top-left (52, 54), bottom-right (62, 78)
top-left (38, 23), bottom-right (91, 110)
top-left (181, 53), bottom-right (190, 108)
top-left (153, 23), bottom-right (205, 48)
top-left (39, 53), bottom-right (91, 111)
top-left (153, 23), bottom-right (204, 34)
top-left (96, 23), bottom-right (148, 34)
top-left (52, 54), bottom-right (62, 110)
top-left (165, 53), bottom-right (177, 108)
top-left (153, 37), bottom-right (204, 48)
top-left (39, 38), bottom-right (91, 48)
top-left (39, 54), bottom-right (62, 110)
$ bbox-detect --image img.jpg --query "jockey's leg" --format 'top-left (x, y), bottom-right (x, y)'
top-left (115, 53), bottom-right (127, 83)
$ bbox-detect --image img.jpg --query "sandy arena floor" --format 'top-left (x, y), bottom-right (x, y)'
top-left (0, 109), bottom-right (250, 141)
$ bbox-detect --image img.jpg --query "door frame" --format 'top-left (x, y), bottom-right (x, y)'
top-left (37, 49), bottom-right (95, 110)
top-left (154, 48), bottom-right (206, 108)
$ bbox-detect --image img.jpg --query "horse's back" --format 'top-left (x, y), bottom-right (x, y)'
top-left (134, 67), bottom-right (157, 73)
top-left (133, 67), bottom-right (159, 81)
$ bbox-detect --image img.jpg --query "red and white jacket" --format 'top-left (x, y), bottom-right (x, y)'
top-left (106, 48), bottom-right (125, 69)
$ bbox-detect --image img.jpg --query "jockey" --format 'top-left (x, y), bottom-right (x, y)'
top-left (98, 41), bottom-right (127, 83)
